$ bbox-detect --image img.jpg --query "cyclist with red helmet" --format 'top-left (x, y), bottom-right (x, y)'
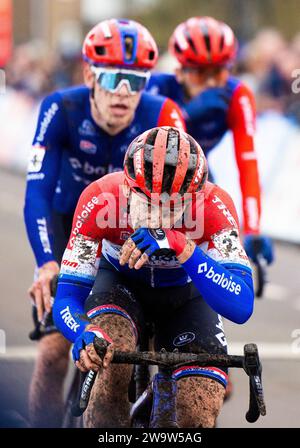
top-left (53, 126), bottom-right (254, 427)
top-left (147, 16), bottom-right (274, 266)
top-left (24, 19), bottom-right (185, 427)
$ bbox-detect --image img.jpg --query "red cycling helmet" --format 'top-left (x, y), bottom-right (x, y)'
top-left (124, 126), bottom-right (208, 199)
top-left (82, 18), bottom-right (158, 69)
top-left (169, 16), bottom-right (237, 67)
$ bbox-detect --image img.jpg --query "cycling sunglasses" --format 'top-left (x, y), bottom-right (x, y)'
top-left (91, 67), bottom-right (150, 94)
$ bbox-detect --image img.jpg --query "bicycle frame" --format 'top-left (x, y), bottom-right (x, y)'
top-left (132, 366), bottom-right (178, 428)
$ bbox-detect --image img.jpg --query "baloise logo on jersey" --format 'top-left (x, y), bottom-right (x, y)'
top-left (69, 196), bottom-right (99, 247)
top-left (35, 102), bottom-right (59, 143)
top-left (197, 262), bottom-right (241, 295)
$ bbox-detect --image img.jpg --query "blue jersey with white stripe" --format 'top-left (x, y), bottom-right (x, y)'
top-left (24, 85), bottom-right (185, 267)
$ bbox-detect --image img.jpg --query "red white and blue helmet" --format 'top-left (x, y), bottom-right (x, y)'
top-left (82, 18), bottom-right (158, 69)
top-left (124, 126), bottom-right (208, 198)
top-left (169, 16), bottom-right (237, 67)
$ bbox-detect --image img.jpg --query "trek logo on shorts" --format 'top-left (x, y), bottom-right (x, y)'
top-left (173, 332), bottom-right (196, 347)
top-left (197, 263), bottom-right (241, 295)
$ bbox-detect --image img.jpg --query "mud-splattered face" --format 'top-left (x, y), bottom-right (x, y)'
top-left (128, 190), bottom-right (187, 230)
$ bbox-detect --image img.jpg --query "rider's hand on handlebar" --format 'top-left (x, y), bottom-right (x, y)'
top-left (73, 325), bottom-right (114, 373)
top-left (28, 261), bottom-right (60, 322)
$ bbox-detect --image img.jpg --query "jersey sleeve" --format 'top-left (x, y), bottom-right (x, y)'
top-left (61, 180), bottom-right (107, 279)
top-left (147, 72), bottom-right (172, 97)
top-left (227, 83), bottom-right (261, 235)
top-left (201, 185), bottom-right (251, 271)
top-left (24, 91), bottom-right (68, 267)
top-left (53, 180), bottom-right (110, 342)
top-left (157, 98), bottom-right (186, 131)
top-left (181, 185), bottom-right (254, 324)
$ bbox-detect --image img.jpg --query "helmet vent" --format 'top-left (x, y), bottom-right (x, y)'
top-left (144, 160), bottom-right (153, 191)
top-left (179, 136), bottom-right (197, 195)
top-left (148, 50), bottom-right (156, 60)
top-left (204, 34), bottom-right (211, 55)
top-left (127, 155), bottom-right (136, 180)
top-left (219, 31), bottom-right (225, 52)
top-left (199, 22), bottom-right (211, 59)
top-left (125, 36), bottom-right (134, 60)
top-left (95, 46), bottom-right (106, 55)
top-left (165, 128), bottom-right (179, 166)
top-left (162, 165), bottom-right (177, 195)
top-left (185, 29), bottom-right (197, 54)
top-left (174, 42), bottom-right (182, 53)
top-left (145, 128), bottom-right (159, 146)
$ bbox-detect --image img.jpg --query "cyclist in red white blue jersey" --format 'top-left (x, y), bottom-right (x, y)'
top-left (53, 126), bottom-right (254, 427)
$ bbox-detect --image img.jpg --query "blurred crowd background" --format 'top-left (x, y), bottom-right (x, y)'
top-left (2, 0), bottom-right (300, 123)
top-left (1, 2), bottom-right (300, 430)
top-left (1, 0), bottom-right (300, 241)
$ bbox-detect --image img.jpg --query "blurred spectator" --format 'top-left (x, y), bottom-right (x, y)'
top-left (258, 47), bottom-right (300, 122)
top-left (291, 32), bottom-right (300, 58)
top-left (3, 29), bottom-right (300, 124)
top-left (5, 41), bottom-right (83, 100)
top-left (0, 41), bottom-right (84, 173)
top-left (237, 29), bottom-right (300, 124)
top-left (237, 28), bottom-right (287, 93)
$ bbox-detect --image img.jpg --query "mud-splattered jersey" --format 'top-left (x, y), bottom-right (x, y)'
top-left (59, 171), bottom-right (250, 289)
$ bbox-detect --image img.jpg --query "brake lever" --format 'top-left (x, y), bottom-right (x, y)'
top-left (71, 370), bottom-right (97, 417)
top-left (29, 275), bottom-right (59, 341)
top-left (243, 344), bottom-right (266, 422)
top-left (255, 254), bottom-right (267, 298)
top-left (50, 274), bottom-right (59, 296)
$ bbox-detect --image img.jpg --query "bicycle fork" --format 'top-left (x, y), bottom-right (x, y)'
top-left (130, 366), bottom-right (178, 428)
top-left (150, 367), bottom-right (178, 428)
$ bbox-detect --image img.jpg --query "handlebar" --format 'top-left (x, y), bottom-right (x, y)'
top-left (40, 270), bottom-right (267, 423)
top-left (94, 340), bottom-right (245, 368)
top-left (71, 339), bottom-right (266, 424)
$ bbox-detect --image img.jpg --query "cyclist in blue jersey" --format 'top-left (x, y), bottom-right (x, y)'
top-left (24, 18), bottom-right (185, 427)
top-left (147, 16), bottom-right (274, 267)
